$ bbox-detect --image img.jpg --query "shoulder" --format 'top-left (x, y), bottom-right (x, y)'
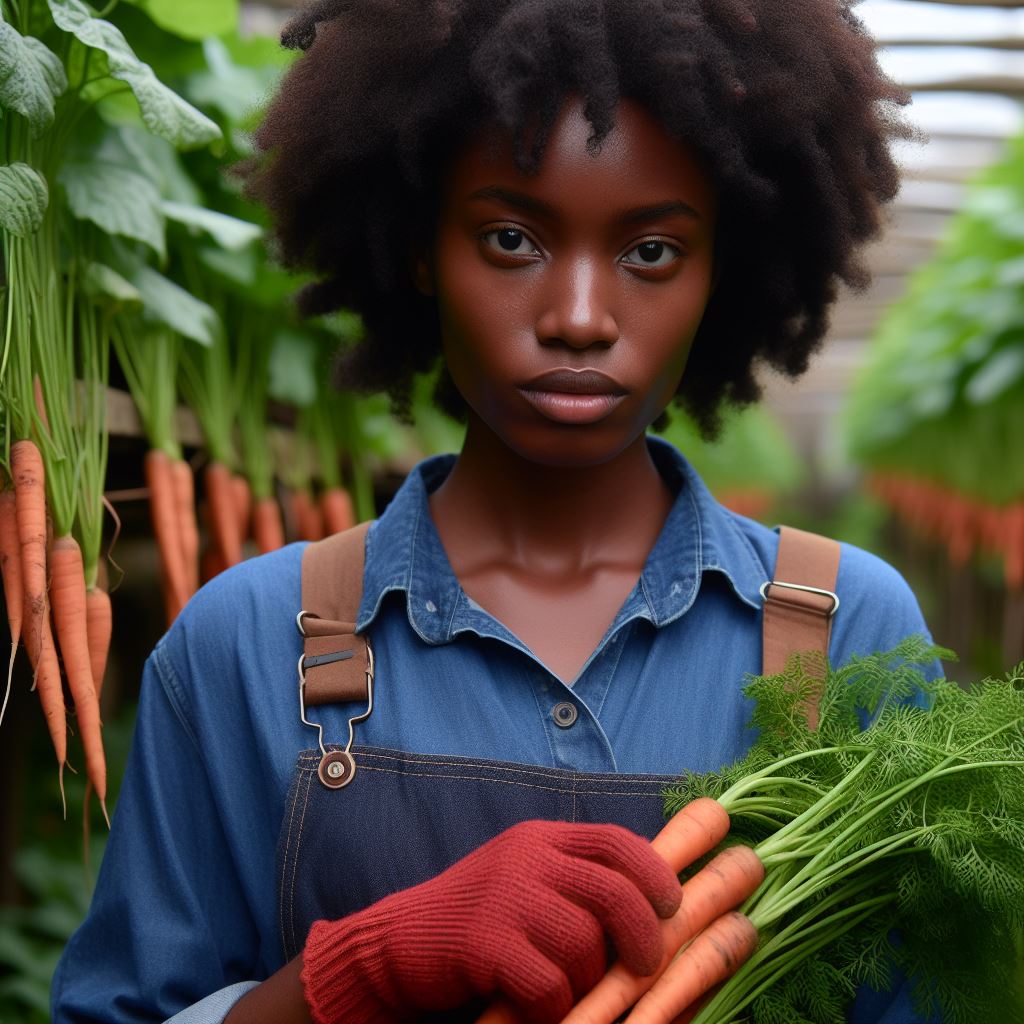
top-left (149, 543), bottom-right (307, 716)
top-left (724, 513), bottom-right (933, 661)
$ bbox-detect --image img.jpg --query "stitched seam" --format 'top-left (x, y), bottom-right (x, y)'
top-left (592, 624), bottom-right (630, 721)
top-left (287, 769), bottom-right (314, 957)
top-left (334, 764), bottom-right (667, 796)
top-left (278, 767), bottom-right (305, 957)
top-left (293, 750), bottom-right (674, 784)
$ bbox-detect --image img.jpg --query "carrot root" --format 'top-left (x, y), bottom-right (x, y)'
top-left (51, 535), bottom-right (106, 802)
top-left (171, 458), bottom-right (199, 598)
top-left (321, 486), bottom-right (355, 535)
top-left (85, 585), bottom-right (112, 707)
top-left (0, 486), bottom-right (23, 729)
top-left (146, 450), bottom-right (189, 626)
top-left (623, 912), bottom-right (759, 1024)
top-left (206, 462), bottom-right (243, 569)
top-left (253, 497), bottom-right (285, 554)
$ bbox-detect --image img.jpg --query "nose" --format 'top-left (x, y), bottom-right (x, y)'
top-left (535, 258), bottom-right (620, 350)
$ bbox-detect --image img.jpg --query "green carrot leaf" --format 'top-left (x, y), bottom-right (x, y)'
top-left (0, 163), bottom-right (48, 237)
top-left (46, 0), bottom-right (221, 149)
top-left (0, 24), bottom-right (67, 136)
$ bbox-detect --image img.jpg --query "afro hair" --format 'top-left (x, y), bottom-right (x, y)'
top-left (244, 0), bottom-right (910, 435)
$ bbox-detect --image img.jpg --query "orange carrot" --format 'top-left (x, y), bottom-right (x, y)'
top-left (50, 535), bottom-right (107, 809)
top-left (0, 484), bottom-right (23, 723)
top-left (12, 440), bottom-right (65, 762)
top-left (252, 497), bottom-right (285, 554)
top-left (477, 800), bottom-right (754, 1024)
top-left (206, 462), bottom-right (242, 569)
top-left (557, 845), bottom-right (763, 1024)
top-left (146, 450), bottom-right (189, 625)
top-left (293, 488), bottom-right (324, 542)
top-left (321, 486), bottom-right (355, 535)
top-left (171, 458), bottom-right (199, 599)
top-left (232, 473), bottom-right (252, 548)
top-left (622, 913), bottom-right (759, 1024)
top-left (85, 585), bottom-right (112, 705)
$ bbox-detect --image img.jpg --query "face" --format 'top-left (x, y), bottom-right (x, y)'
top-left (423, 97), bottom-right (718, 467)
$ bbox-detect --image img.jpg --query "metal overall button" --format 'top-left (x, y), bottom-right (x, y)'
top-left (552, 702), bottom-right (578, 728)
top-left (318, 750), bottom-right (357, 790)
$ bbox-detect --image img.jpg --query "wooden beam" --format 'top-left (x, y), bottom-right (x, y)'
top-left (882, 37), bottom-right (1024, 50)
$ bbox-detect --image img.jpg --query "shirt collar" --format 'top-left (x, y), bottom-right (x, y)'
top-left (356, 436), bottom-right (768, 644)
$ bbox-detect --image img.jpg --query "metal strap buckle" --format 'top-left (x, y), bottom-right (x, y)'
top-left (296, 610), bottom-right (375, 789)
top-left (759, 580), bottom-right (840, 619)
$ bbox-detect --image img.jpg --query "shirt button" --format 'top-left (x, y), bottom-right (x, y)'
top-left (552, 702), bottom-right (578, 729)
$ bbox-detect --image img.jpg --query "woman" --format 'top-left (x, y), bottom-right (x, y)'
top-left (52, 1), bottom-right (937, 1022)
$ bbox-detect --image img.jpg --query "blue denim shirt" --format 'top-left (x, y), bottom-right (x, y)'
top-left (51, 438), bottom-right (938, 1023)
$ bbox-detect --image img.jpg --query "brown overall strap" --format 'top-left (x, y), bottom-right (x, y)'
top-left (762, 526), bottom-right (841, 729)
top-left (300, 522), bottom-right (373, 706)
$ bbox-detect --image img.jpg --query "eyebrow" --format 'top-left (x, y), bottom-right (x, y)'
top-left (468, 187), bottom-right (702, 223)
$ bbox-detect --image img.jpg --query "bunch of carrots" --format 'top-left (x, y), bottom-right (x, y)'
top-left (869, 472), bottom-right (1024, 590)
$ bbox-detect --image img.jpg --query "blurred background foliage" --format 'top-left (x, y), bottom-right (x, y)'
top-left (0, 0), bottom-right (1022, 1019)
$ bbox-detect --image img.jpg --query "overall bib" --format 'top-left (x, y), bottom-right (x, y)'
top-left (276, 523), bottom-right (840, 1007)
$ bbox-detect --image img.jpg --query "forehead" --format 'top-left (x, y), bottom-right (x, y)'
top-left (442, 97), bottom-right (718, 223)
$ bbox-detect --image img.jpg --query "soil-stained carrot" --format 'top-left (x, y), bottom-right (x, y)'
top-left (206, 461), bottom-right (242, 569)
top-left (86, 586), bottom-right (112, 704)
top-left (622, 913), bottom-right (758, 1024)
top-left (50, 535), bottom-right (106, 807)
top-left (232, 473), bottom-right (252, 548)
top-left (0, 485), bottom-right (23, 724)
top-left (321, 486), bottom-right (355, 535)
top-left (146, 450), bottom-right (189, 625)
top-left (171, 458), bottom-right (199, 598)
top-left (253, 497), bottom-right (285, 554)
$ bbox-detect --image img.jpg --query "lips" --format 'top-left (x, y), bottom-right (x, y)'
top-left (520, 368), bottom-right (628, 396)
top-left (518, 368), bottom-right (629, 425)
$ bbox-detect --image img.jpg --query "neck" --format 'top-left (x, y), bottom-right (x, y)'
top-left (428, 415), bottom-right (674, 575)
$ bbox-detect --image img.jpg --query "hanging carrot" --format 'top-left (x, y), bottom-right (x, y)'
top-left (293, 488), bottom-right (324, 542)
top-left (86, 586), bottom-right (113, 706)
top-left (232, 473), bottom-right (252, 548)
top-left (0, 483), bottom-right (23, 725)
top-left (50, 535), bottom-right (107, 815)
top-left (252, 497), bottom-right (285, 554)
top-left (205, 461), bottom-right (243, 570)
top-left (12, 440), bottom-right (67, 791)
top-left (321, 486), bottom-right (355, 535)
top-left (171, 458), bottom-right (199, 599)
top-left (145, 449), bottom-right (190, 626)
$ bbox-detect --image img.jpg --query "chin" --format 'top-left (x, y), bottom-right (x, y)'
top-left (499, 422), bottom-right (646, 470)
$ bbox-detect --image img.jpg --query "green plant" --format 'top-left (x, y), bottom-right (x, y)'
top-left (664, 637), bottom-right (1024, 1023)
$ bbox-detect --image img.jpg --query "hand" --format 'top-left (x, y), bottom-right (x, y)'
top-left (300, 819), bottom-right (684, 1024)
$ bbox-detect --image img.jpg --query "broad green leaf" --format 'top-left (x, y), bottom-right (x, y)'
top-left (965, 346), bottom-right (1024, 406)
top-left (118, 125), bottom-right (202, 205)
top-left (185, 37), bottom-right (278, 124)
top-left (59, 158), bottom-right (165, 258)
top-left (197, 244), bottom-right (257, 287)
top-left (0, 162), bottom-right (48, 236)
top-left (81, 261), bottom-right (142, 308)
top-left (128, 264), bottom-right (219, 346)
top-left (0, 24), bottom-right (67, 136)
top-left (161, 200), bottom-right (262, 250)
top-left (128, 0), bottom-right (238, 41)
top-left (47, 0), bottom-right (220, 149)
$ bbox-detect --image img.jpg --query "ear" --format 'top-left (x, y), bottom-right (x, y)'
top-left (410, 247), bottom-right (435, 297)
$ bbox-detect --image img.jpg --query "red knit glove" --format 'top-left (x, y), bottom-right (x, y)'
top-left (300, 819), bottom-right (683, 1024)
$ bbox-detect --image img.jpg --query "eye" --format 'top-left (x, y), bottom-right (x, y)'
top-left (482, 227), bottom-right (540, 257)
top-left (621, 240), bottom-right (680, 270)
